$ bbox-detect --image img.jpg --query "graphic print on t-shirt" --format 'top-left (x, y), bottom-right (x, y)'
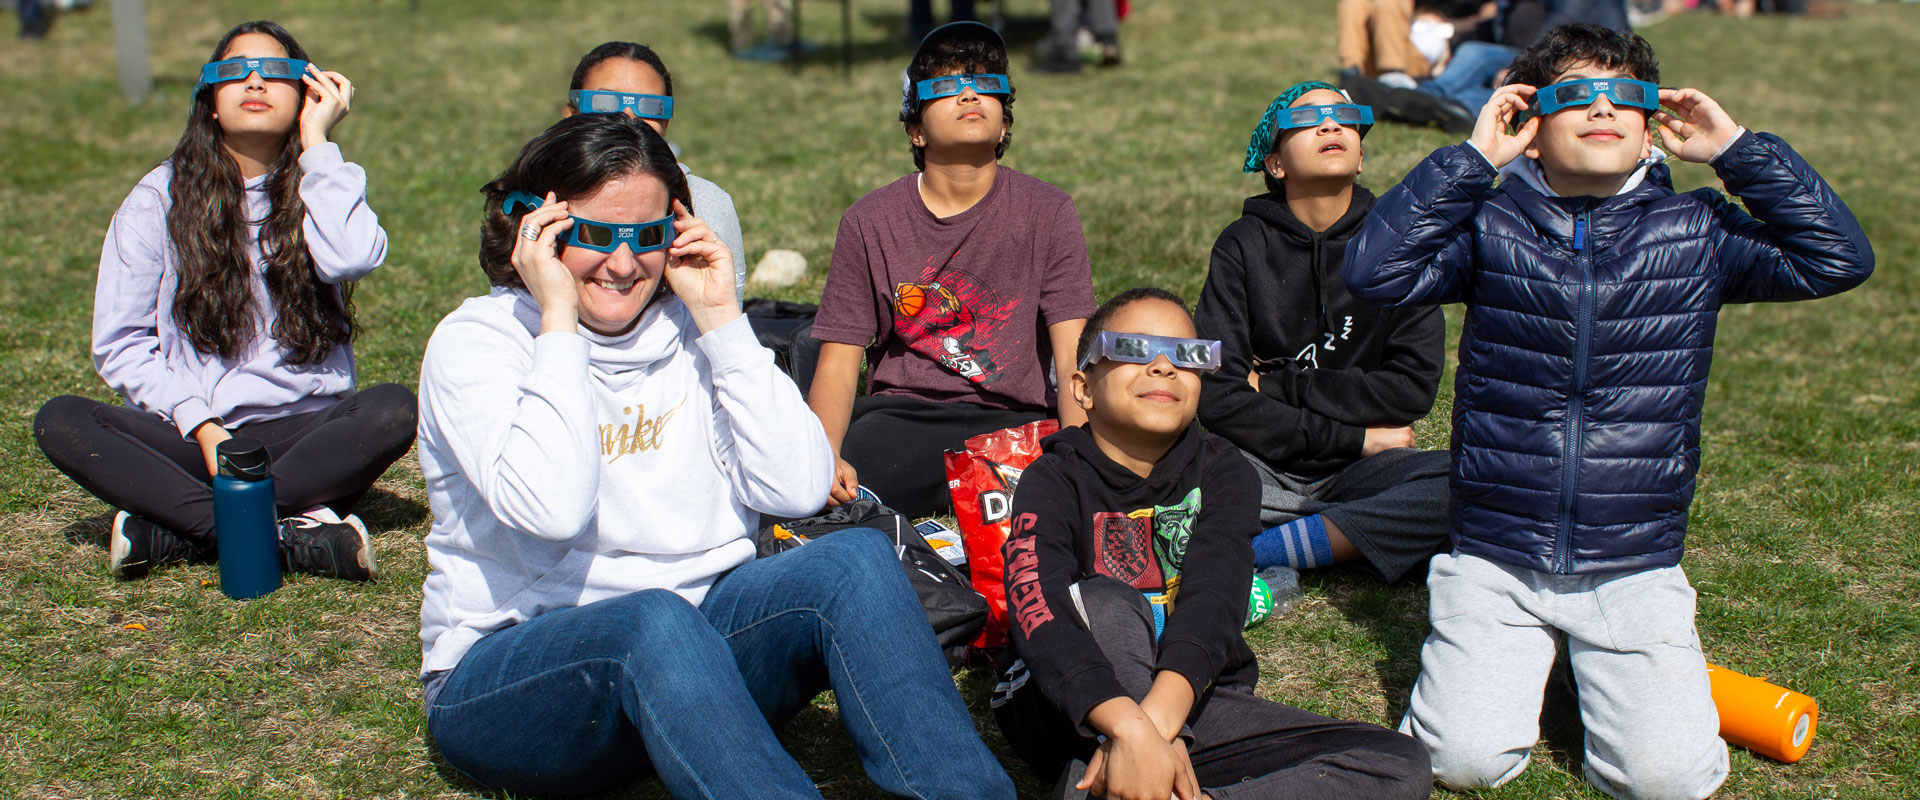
top-left (1087, 487), bottom-right (1204, 640)
top-left (891, 262), bottom-right (1020, 386)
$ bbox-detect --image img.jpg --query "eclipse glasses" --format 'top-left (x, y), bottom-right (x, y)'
top-left (503, 191), bottom-right (673, 254)
top-left (915, 73), bottom-right (1012, 104)
top-left (1079, 331), bottom-right (1223, 373)
top-left (568, 90), bottom-right (675, 121)
top-left (197, 57), bottom-right (310, 89)
top-left (1534, 78), bottom-right (1660, 115)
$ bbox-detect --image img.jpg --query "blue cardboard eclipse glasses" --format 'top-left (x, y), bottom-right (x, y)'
top-left (1079, 331), bottom-right (1224, 373)
top-left (568, 90), bottom-right (675, 121)
top-left (1275, 104), bottom-right (1374, 131)
top-left (915, 73), bottom-right (1012, 103)
top-left (198, 57), bottom-right (310, 88)
top-left (1534, 78), bottom-right (1660, 115)
top-left (503, 191), bottom-right (674, 254)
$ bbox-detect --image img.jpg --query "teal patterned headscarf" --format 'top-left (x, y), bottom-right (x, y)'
top-left (1242, 81), bottom-right (1354, 173)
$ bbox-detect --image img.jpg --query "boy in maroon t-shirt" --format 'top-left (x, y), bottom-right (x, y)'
top-left (808, 21), bottom-right (1096, 518)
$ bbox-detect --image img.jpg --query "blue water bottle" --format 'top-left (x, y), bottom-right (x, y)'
top-left (212, 437), bottom-right (282, 600)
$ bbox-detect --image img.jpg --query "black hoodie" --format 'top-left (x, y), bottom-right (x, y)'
top-left (1195, 186), bottom-right (1445, 478)
top-left (1002, 424), bottom-right (1259, 734)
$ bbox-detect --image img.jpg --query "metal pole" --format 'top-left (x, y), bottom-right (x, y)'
top-left (111, 0), bottom-right (152, 106)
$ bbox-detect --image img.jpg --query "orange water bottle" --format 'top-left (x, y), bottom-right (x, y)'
top-left (1705, 662), bottom-right (1818, 763)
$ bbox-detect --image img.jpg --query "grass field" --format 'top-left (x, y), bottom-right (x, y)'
top-left (2, 0), bottom-right (1917, 797)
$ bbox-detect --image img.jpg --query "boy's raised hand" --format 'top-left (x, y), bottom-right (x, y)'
top-left (1467, 84), bottom-right (1539, 169)
top-left (1654, 88), bottom-right (1742, 164)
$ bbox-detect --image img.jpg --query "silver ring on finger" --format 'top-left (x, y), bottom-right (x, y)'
top-left (520, 222), bottom-right (541, 241)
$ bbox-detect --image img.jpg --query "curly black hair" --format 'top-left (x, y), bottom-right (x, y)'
top-left (903, 36), bottom-right (1014, 169)
top-left (1505, 23), bottom-right (1659, 90)
top-left (1075, 287), bottom-right (1192, 367)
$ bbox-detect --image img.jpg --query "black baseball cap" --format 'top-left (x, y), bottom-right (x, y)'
top-left (899, 21), bottom-right (1008, 121)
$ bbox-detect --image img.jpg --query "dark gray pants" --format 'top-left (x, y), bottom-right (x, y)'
top-left (994, 577), bottom-right (1432, 799)
top-left (1243, 447), bottom-right (1452, 583)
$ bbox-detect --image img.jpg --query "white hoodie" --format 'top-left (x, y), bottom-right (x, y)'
top-left (416, 288), bottom-right (832, 676)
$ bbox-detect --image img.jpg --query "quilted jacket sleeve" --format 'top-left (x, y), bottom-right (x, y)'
top-left (1708, 131), bottom-right (1874, 304)
top-left (1342, 143), bottom-right (1496, 307)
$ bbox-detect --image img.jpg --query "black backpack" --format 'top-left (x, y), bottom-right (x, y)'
top-left (757, 500), bottom-right (986, 667)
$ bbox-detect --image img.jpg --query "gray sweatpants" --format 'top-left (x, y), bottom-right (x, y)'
top-left (1243, 447), bottom-right (1452, 583)
top-left (1401, 551), bottom-right (1730, 800)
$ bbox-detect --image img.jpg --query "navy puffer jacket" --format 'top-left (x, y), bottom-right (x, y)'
top-left (1343, 131), bottom-right (1873, 574)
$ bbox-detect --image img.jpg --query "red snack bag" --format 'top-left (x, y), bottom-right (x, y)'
top-left (944, 419), bottom-right (1060, 649)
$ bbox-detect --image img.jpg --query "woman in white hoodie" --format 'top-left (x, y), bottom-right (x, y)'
top-left (415, 114), bottom-right (1013, 799)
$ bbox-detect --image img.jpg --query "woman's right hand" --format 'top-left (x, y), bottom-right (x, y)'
top-left (193, 421), bottom-right (233, 478)
top-left (509, 192), bottom-right (581, 335)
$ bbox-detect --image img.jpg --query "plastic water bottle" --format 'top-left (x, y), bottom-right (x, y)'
top-left (1257, 566), bottom-right (1304, 620)
top-left (212, 437), bottom-right (281, 600)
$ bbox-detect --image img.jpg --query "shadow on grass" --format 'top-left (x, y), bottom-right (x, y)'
top-left (353, 486), bottom-right (431, 532)
top-left (687, 10), bottom-right (1057, 71)
top-left (57, 509), bottom-right (115, 549)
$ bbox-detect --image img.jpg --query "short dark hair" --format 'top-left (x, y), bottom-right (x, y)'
top-left (1504, 23), bottom-right (1659, 90)
top-left (569, 41), bottom-right (674, 96)
top-left (478, 114), bottom-right (692, 290)
top-left (1075, 287), bottom-right (1191, 367)
top-left (903, 36), bottom-right (1014, 170)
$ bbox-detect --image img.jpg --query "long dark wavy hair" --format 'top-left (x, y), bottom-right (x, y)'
top-left (478, 114), bottom-right (692, 290)
top-left (166, 20), bottom-right (355, 365)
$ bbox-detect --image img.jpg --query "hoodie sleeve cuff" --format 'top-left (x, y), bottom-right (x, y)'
top-left (298, 141), bottom-right (345, 172)
top-left (1056, 666), bottom-right (1134, 739)
top-left (1155, 640), bottom-right (1217, 704)
top-left (1463, 139), bottom-right (1497, 171)
top-left (172, 399), bottom-right (218, 441)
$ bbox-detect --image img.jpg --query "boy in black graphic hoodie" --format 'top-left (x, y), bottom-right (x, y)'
top-left (996, 288), bottom-right (1427, 800)
top-left (1195, 80), bottom-right (1449, 585)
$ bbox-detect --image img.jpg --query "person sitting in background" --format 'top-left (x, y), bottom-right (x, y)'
top-left (564, 41), bottom-right (749, 303)
top-left (1196, 81), bottom-right (1450, 588)
top-left (35, 19), bottom-right (409, 583)
top-left (807, 22), bottom-right (1095, 519)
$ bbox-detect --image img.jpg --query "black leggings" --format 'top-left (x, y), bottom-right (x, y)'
top-left (34, 384), bottom-right (417, 550)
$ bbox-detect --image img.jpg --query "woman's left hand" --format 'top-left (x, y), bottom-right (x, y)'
top-left (300, 65), bottom-right (353, 150)
top-left (663, 199), bottom-right (741, 333)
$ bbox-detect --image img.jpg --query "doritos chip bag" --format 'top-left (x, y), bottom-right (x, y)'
top-left (944, 419), bottom-right (1059, 649)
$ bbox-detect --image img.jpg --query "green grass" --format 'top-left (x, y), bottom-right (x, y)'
top-left (3, 0), bottom-right (1917, 797)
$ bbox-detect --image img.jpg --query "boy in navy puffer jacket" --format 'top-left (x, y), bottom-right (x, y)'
top-left (1343, 23), bottom-right (1872, 800)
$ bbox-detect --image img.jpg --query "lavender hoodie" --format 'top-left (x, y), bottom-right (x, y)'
top-left (91, 142), bottom-right (387, 439)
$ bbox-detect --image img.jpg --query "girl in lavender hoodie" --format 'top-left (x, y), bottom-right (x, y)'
top-left (34, 20), bottom-right (413, 582)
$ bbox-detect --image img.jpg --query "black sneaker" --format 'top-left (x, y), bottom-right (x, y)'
top-left (1052, 758), bottom-right (1090, 800)
top-left (108, 510), bottom-right (197, 579)
top-left (278, 514), bottom-right (378, 581)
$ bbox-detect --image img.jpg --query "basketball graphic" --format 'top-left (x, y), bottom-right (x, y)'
top-left (895, 283), bottom-right (926, 317)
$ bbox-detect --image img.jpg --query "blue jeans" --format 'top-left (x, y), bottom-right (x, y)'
top-left (428, 529), bottom-right (1014, 799)
top-left (1417, 42), bottom-right (1519, 112)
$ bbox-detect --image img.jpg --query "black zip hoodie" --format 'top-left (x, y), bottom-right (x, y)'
top-left (1002, 423), bottom-right (1259, 734)
top-left (1195, 186), bottom-right (1445, 478)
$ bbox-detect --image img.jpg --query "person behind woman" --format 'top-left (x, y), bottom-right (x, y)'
top-left (563, 41), bottom-right (748, 304)
top-left (34, 20), bottom-right (411, 582)
top-left (416, 113), bottom-right (1013, 799)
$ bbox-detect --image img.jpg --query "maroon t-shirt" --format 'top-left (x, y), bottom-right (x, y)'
top-left (814, 168), bottom-right (1097, 412)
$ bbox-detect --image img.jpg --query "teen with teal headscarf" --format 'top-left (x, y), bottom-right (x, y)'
top-left (1195, 81), bottom-right (1453, 589)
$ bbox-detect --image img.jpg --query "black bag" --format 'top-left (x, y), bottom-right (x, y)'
top-left (757, 499), bottom-right (986, 666)
top-left (744, 298), bottom-right (824, 393)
